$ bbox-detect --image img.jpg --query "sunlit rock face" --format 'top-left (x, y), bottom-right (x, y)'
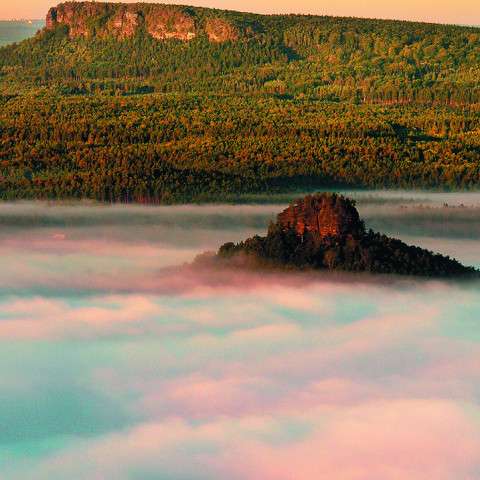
top-left (46, 2), bottom-right (111, 38)
top-left (108, 6), bottom-right (142, 40)
top-left (205, 18), bottom-right (238, 42)
top-left (146, 6), bottom-right (196, 41)
top-left (45, 2), bottom-right (238, 42)
top-left (277, 193), bottom-right (364, 242)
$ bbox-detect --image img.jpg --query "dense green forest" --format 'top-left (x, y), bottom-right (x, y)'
top-left (0, 2), bottom-right (478, 201)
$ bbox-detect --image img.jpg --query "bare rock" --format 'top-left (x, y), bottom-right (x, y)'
top-left (108, 6), bottom-right (142, 40)
top-left (45, 2), bottom-right (242, 43)
top-left (277, 193), bottom-right (364, 241)
top-left (205, 18), bottom-right (238, 43)
top-left (46, 2), bottom-right (112, 38)
top-left (146, 6), bottom-right (196, 41)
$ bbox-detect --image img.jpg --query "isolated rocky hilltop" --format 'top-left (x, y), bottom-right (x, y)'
top-left (46, 1), bottom-right (242, 42)
top-left (204, 193), bottom-right (476, 277)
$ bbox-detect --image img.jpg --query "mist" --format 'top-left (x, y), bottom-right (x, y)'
top-left (1, 191), bottom-right (480, 479)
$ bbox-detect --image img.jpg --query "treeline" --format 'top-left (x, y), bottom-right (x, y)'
top-left (0, 93), bottom-right (478, 202)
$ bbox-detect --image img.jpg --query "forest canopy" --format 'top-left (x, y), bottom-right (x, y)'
top-left (0, 2), bottom-right (478, 202)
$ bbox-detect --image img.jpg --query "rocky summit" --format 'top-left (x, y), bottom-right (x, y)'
top-left (210, 193), bottom-right (476, 277)
top-left (46, 2), bottom-right (240, 42)
top-left (277, 194), bottom-right (364, 242)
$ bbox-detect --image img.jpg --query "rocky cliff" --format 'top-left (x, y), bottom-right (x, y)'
top-left (208, 193), bottom-right (476, 278)
top-left (277, 194), bottom-right (364, 242)
top-left (46, 2), bottom-right (240, 42)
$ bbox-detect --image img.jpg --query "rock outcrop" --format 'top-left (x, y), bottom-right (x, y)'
top-left (109, 7), bottom-right (142, 40)
top-left (145, 6), bottom-right (197, 41)
top-left (277, 194), bottom-right (364, 242)
top-left (45, 2), bottom-right (239, 42)
top-left (209, 193), bottom-right (476, 278)
top-left (205, 18), bottom-right (238, 43)
top-left (46, 2), bottom-right (110, 38)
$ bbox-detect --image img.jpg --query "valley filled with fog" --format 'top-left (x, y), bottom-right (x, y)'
top-left (1, 191), bottom-right (480, 479)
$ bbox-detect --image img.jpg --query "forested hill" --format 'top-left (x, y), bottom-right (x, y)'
top-left (0, 3), bottom-right (478, 202)
top-left (0, 1), bottom-right (479, 103)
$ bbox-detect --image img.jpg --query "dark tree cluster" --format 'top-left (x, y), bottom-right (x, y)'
top-left (216, 193), bottom-right (476, 278)
top-left (0, 94), bottom-right (478, 201)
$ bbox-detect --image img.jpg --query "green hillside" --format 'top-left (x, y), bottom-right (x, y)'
top-left (2, 4), bottom-right (479, 103)
top-left (0, 2), bottom-right (478, 202)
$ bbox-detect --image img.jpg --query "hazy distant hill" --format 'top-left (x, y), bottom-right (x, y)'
top-left (0, 20), bottom-right (44, 47)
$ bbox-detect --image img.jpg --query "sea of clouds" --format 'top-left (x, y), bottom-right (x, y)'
top-left (1, 191), bottom-right (480, 479)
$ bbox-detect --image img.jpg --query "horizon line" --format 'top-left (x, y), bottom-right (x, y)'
top-left (0, 3), bottom-right (479, 28)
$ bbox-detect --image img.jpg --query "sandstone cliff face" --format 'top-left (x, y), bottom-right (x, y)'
top-left (46, 2), bottom-right (111, 38)
top-left (46, 2), bottom-right (238, 42)
top-left (145, 6), bottom-right (196, 41)
top-left (205, 18), bottom-right (238, 43)
top-left (108, 6), bottom-right (141, 40)
top-left (277, 193), bottom-right (364, 240)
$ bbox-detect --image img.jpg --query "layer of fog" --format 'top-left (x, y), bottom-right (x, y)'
top-left (1, 191), bottom-right (480, 479)
top-left (1, 191), bottom-right (479, 289)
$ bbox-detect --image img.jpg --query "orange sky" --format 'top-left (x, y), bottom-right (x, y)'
top-left (1, 0), bottom-right (479, 25)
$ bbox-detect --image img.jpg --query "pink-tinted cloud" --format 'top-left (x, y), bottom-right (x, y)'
top-left (220, 400), bottom-right (480, 480)
top-left (0, 295), bottom-right (164, 339)
top-left (1, 198), bottom-right (480, 480)
top-left (13, 400), bottom-right (480, 480)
